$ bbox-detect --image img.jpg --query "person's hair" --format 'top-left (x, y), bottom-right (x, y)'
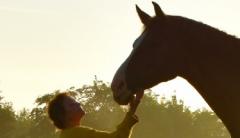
top-left (48, 93), bottom-right (69, 129)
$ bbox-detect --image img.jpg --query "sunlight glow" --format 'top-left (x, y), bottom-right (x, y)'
top-left (0, 0), bottom-right (239, 111)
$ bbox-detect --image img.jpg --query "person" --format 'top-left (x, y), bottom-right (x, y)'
top-left (47, 92), bottom-right (141, 138)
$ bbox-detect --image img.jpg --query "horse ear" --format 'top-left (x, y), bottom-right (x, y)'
top-left (152, 1), bottom-right (165, 17)
top-left (136, 5), bottom-right (151, 25)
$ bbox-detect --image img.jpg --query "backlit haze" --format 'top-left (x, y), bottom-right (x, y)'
top-left (1, 0), bottom-right (240, 111)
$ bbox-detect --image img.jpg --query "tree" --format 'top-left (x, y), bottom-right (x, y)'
top-left (75, 77), bottom-right (125, 131)
top-left (0, 96), bottom-right (16, 138)
top-left (15, 108), bottom-right (32, 138)
top-left (14, 91), bottom-right (61, 138)
top-left (0, 79), bottom-right (231, 138)
top-left (132, 93), bottom-right (195, 138)
top-left (192, 109), bottom-right (230, 138)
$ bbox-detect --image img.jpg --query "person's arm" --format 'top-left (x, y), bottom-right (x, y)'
top-left (113, 112), bottom-right (138, 137)
top-left (60, 126), bottom-right (114, 138)
top-left (112, 92), bottom-right (144, 138)
top-left (74, 116), bottom-right (138, 138)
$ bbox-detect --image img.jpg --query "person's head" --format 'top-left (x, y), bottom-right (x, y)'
top-left (48, 93), bottom-right (85, 129)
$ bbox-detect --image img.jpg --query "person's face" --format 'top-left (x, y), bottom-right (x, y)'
top-left (63, 96), bottom-right (85, 126)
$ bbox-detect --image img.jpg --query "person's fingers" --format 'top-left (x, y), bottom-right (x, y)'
top-left (128, 91), bottom-right (144, 114)
top-left (129, 95), bottom-right (135, 107)
top-left (136, 91), bottom-right (144, 101)
top-left (133, 115), bottom-right (139, 120)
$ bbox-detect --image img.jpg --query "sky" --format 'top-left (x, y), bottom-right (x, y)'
top-left (1, 0), bottom-right (240, 111)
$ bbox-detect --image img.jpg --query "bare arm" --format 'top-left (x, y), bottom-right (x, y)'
top-left (110, 91), bottom-right (144, 138)
top-left (129, 91), bottom-right (144, 115)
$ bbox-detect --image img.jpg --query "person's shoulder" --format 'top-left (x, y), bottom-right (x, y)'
top-left (60, 126), bottom-right (96, 138)
top-left (61, 126), bottom-right (113, 138)
top-left (79, 126), bottom-right (97, 132)
top-left (63, 126), bottom-right (96, 133)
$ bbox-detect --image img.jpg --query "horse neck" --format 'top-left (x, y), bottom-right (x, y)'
top-left (178, 23), bottom-right (240, 136)
top-left (180, 22), bottom-right (240, 92)
top-left (178, 19), bottom-right (240, 86)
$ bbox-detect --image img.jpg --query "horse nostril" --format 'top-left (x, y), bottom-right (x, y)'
top-left (118, 81), bottom-right (124, 90)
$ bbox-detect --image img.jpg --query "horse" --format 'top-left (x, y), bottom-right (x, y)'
top-left (111, 2), bottom-right (240, 138)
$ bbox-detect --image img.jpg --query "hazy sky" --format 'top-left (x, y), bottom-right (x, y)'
top-left (1, 0), bottom-right (240, 111)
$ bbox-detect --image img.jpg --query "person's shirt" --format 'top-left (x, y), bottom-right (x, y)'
top-left (60, 112), bottom-right (138, 138)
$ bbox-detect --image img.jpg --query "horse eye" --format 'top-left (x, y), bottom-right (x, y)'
top-left (132, 39), bottom-right (138, 48)
top-left (132, 44), bottom-right (136, 48)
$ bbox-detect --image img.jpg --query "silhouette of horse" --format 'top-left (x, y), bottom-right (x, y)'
top-left (111, 2), bottom-right (240, 137)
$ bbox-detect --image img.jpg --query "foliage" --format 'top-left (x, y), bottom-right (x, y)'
top-left (0, 98), bottom-right (16, 138)
top-left (0, 79), bottom-right (231, 138)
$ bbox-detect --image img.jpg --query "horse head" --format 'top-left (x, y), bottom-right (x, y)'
top-left (111, 2), bottom-right (184, 105)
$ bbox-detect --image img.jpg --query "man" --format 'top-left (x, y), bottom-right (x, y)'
top-left (48, 92), bottom-right (141, 138)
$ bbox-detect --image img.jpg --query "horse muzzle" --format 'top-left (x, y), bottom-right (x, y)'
top-left (113, 91), bottom-right (133, 105)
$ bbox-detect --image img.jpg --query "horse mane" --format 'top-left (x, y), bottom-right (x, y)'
top-left (167, 15), bottom-right (240, 47)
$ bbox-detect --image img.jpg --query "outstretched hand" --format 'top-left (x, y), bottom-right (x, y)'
top-left (129, 91), bottom-right (144, 114)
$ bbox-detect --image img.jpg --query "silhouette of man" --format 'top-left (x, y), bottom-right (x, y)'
top-left (48, 93), bottom-right (141, 138)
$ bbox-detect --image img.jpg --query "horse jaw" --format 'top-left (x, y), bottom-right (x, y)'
top-left (113, 89), bottom-right (133, 105)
